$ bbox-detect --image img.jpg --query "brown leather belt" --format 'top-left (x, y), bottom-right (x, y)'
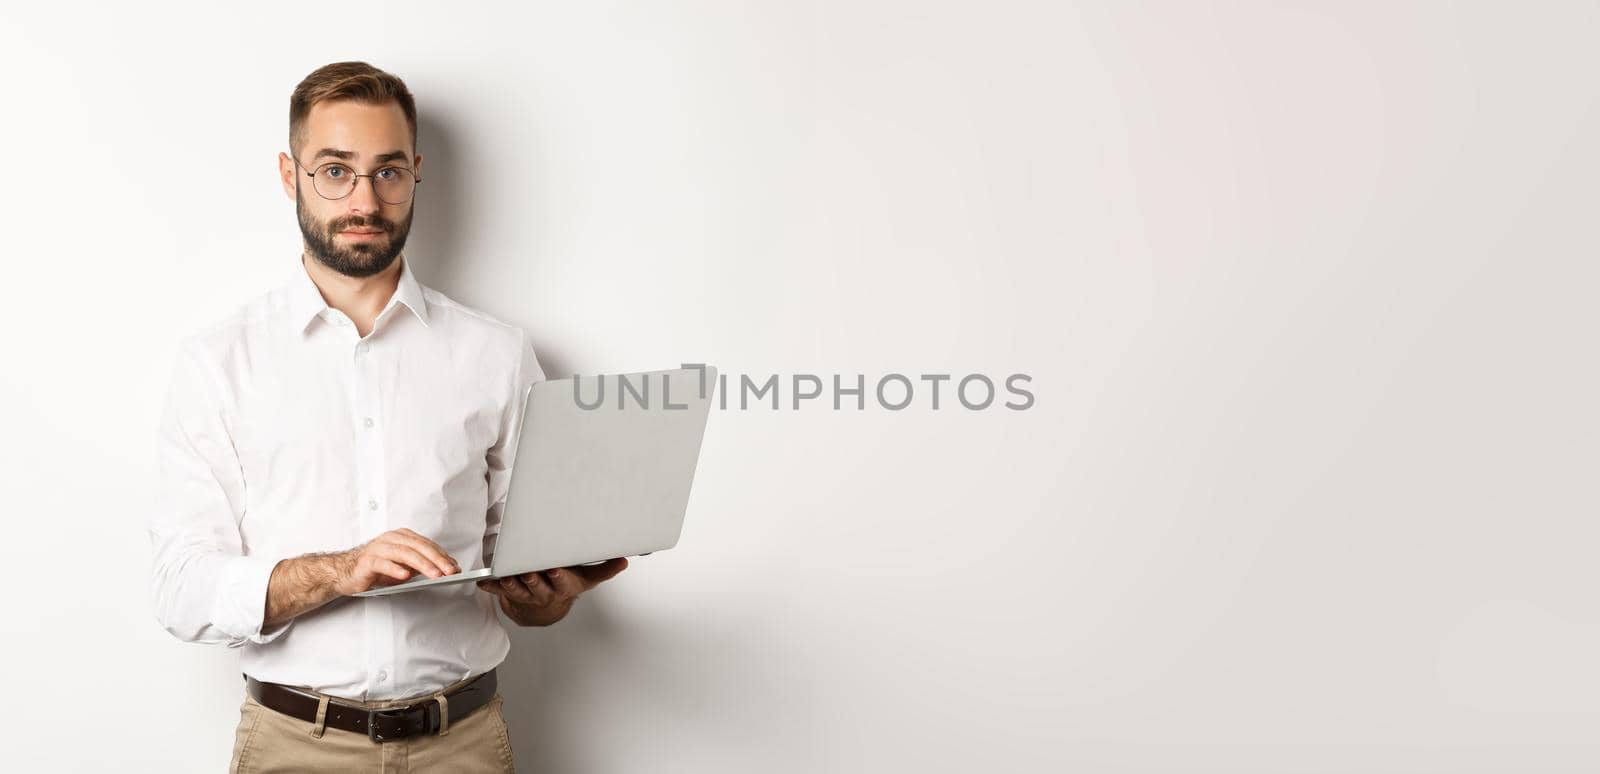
top-left (244, 668), bottom-right (497, 743)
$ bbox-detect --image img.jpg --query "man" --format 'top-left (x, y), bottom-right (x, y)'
top-left (147, 61), bottom-right (628, 773)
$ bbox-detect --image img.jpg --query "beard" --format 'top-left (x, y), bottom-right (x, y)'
top-left (296, 183), bottom-right (414, 278)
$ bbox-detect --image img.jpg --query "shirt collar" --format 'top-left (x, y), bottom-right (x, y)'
top-left (286, 253), bottom-right (431, 336)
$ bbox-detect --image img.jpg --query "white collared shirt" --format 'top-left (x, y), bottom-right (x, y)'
top-left (147, 254), bottom-right (544, 700)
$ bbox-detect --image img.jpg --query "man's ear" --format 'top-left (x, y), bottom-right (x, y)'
top-left (413, 152), bottom-right (423, 181)
top-left (278, 152), bottom-right (297, 201)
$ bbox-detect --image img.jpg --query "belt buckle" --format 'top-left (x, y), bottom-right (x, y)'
top-left (368, 706), bottom-right (416, 743)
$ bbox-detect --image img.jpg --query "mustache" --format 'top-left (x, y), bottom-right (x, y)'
top-left (329, 216), bottom-right (394, 233)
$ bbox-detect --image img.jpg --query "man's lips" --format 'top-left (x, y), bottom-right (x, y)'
top-left (339, 228), bottom-right (386, 237)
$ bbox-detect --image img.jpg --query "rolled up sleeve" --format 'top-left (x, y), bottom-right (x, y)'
top-left (483, 331), bottom-right (546, 565)
top-left (147, 340), bottom-right (290, 648)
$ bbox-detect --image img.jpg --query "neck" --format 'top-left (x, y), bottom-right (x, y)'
top-left (302, 250), bottom-right (403, 337)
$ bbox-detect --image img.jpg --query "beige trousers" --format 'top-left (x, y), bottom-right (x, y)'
top-left (227, 676), bottom-right (516, 773)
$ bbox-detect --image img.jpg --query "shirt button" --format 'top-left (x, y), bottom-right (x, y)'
top-left (376, 670), bottom-right (388, 682)
top-left (368, 498), bottom-right (379, 511)
top-left (364, 417), bottom-right (375, 428)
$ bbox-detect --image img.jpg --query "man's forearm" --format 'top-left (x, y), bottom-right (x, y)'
top-left (263, 552), bottom-right (350, 628)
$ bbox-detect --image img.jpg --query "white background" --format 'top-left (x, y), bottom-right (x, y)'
top-left (3, 2), bottom-right (1597, 771)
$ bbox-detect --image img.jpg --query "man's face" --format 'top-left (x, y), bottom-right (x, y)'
top-left (278, 100), bottom-right (422, 278)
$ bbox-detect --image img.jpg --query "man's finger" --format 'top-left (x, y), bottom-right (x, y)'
top-left (386, 532), bottom-right (458, 575)
top-left (518, 572), bottom-right (561, 606)
top-left (499, 576), bottom-right (540, 606)
top-left (386, 529), bottom-right (456, 570)
top-left (376, 543), bottom-right (448, 578)
top-left (546, 568), bottom-right (586, 597)
top-left (373, 558), bottom-right (413, 583)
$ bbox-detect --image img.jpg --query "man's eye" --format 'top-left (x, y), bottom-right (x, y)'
top-left (322, 166), bottom-right (349, 179)
top-left (375, 168), bottom-right (400, 181)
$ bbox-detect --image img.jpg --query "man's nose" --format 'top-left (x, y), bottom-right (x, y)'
top-left (345, 175), bottom-right (382, 215)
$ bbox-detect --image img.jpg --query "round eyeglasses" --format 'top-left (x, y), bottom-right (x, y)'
top-left (293, 157), bottom-right (421, 205)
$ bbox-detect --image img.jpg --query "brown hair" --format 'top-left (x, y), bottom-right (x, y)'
top-left (288, 61), bottom-right (417, 156)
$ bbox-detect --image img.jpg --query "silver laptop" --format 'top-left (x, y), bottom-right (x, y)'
top-left (355, 365), bottom-right (717, 597)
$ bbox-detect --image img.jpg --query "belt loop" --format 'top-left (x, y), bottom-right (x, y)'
top-left (310, 695), bottom-right (330, 738)
top-left (435, 692), bottom-right (450, 736)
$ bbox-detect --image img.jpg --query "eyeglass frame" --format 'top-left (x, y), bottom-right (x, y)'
top-left (291, 156), bottom-right (423, 205)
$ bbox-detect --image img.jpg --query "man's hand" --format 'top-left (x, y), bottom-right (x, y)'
top-left (264, 528), bottom-right (462, 628)
top-left (332, 527), bottom-right (461, 596)
top-left (476, 558), bottom-right (629, 627)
